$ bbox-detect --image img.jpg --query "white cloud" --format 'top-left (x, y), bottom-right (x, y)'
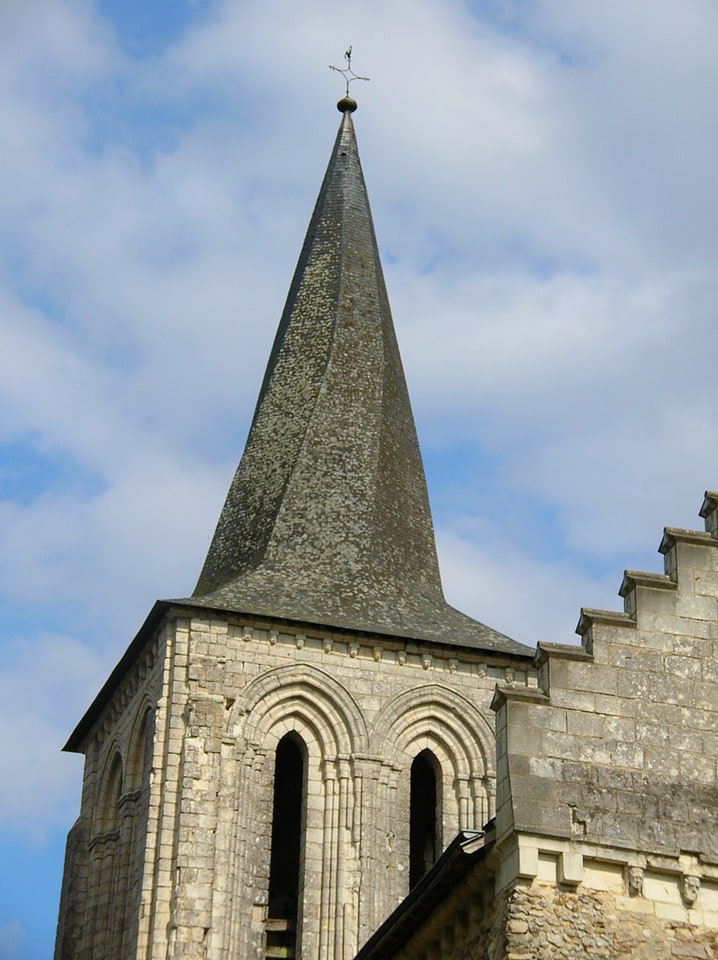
top-left (0, 632), bottom-right (103, 838)
top-left (1, 0), bottom-right (718, 944)
top-left (437, 518), bottom-right (619, 649)
top-left (0, 922), bottom-right (24, 959)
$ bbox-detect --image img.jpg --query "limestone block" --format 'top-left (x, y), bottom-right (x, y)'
top-left (542, 730), bottom-right (581, 761)
top-left (559, 851), bottom-right (583, 885)
top-left (508, 724), bottom-right (545, 756)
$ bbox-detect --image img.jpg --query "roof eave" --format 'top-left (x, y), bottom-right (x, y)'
top-left (64, 594), bottom-right (532, 754)
top-left (173, 595), bottom-right (534, 658)
top-left (63, 600), bottom-right (172, 753)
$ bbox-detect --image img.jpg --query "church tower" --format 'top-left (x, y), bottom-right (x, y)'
top-left (55, 96), bottom-right (533, 960)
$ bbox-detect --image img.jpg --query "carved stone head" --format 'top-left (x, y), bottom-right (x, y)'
top-left (627, 866), bottom-right (644, 896)
top-left (682, 875), bottom-right (700, 906)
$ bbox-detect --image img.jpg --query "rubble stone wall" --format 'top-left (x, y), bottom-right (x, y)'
top-left (500, 882), bottom-right (718, 960)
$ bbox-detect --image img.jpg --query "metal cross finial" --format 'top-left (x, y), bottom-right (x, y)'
top-left (329, 46), bottom-right (369, 97)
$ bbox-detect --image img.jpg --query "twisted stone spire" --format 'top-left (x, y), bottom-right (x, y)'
top-left (191, 103), bottom-right (527, 655)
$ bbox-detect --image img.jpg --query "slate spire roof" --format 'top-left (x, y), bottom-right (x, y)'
top-left (190, 100), bottom-right (529, 656)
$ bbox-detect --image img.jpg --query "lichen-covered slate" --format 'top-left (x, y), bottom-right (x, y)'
top-left (190, 109), bottom-right (528, 656)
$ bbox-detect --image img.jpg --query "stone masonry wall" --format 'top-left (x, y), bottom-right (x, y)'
top-left (379, 860), bottom-right (501, 960)
top-left (375, 493), bottom-right (718, 960)
top-left (152, 611), bottom-right (532, 960)
top-left (54, 620), bottom-right (167, 960)
top-left (490, 492), bottom-right (718, 952)
top-left (367, 863), bottom-right (718, 960)
top-left (495, 493), bottom-right (718, 859)
top-left (501, 881), bottom-right (718, 960)
top-left (58, 604), bottom-right (533, 960)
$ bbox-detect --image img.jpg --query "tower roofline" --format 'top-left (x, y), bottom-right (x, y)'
top-left (64, 596), bottom-right (532, 754)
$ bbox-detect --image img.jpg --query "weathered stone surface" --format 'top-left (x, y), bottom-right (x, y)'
top-left (55, 105), bottom-right (533, 960)
top-left (493, 506), bottom-right (718, 861)
top-left (57, 605), bottom-right (533, 960)
top-left (363, 878), bottom-right (718, 960)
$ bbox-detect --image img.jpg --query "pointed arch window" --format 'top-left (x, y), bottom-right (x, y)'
top-left (88, 752), bottom-right (124, 954)
top-left (100, 752), bottom-right (123, 833)
top-left (127, 706), bottom-right (154, 794)
top-left (410, 749), bottom-right (441, 887)
top-left (267, 733), bottom-right (306, 957)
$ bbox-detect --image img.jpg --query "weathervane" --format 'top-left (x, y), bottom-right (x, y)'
top-left (329, 46), bottom-right (369, 98)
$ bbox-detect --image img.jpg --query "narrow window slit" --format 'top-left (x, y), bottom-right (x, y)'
top-left (410, 749), bottom-right (441, 888)
top-left (267, 734), bottom-right (305, 958)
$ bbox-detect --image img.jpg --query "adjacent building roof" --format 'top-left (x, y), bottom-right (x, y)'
top-left (187, 101), bottom-right (529, 656)
top-left (354, 827), bottom-right (495, 960)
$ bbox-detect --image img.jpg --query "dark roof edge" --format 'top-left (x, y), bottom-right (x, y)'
top-left (63, 600), bottom-right (173, 753)
top-left (172, 596), bottom-right (534, 658)
top-left (354, 826), bottom-right (495, 960)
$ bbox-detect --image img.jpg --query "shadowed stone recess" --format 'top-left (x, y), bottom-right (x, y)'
top-left (189, 109), bottom-right (527, 656)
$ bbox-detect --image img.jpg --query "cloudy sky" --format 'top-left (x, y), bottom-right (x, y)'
top-left (2, 0), bottom-right (718, 955)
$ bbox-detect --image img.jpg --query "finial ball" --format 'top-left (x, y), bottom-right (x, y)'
top-left (337, 96), bottom-right (358, 113)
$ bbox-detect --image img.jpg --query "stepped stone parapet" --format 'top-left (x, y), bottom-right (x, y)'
top-left (699, 490), bottom-right (718, 538)
top-left (361, 493), bottom-right (718, 960)
top-left (490, 490), bottom-right (718, 944)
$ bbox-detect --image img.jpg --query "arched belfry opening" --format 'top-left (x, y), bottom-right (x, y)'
top-left (410, 749), bottom-right (441, 888)
top-left (267, 732), bottom-right (306, 956)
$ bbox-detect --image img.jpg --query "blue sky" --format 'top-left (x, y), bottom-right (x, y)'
top-left (2, 1), bottom-right (718, 956)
